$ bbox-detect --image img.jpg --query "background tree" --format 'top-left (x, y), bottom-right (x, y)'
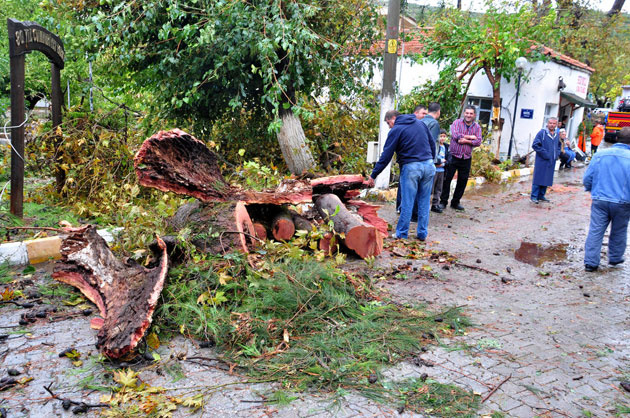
top-left (548, 1), bottom-right (630, 106)
top-left (76, 0), bottom-right (378, 174)
top-left (423, 1), bottom-right (557, 156)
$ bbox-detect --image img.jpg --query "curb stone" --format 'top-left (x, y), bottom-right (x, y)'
top-left (367, 160), bottom-right (585, 202)
top-left (0, 227), bottom-right (122, 266)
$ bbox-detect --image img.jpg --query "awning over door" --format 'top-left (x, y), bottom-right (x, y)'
top-left (560, 91), bottom-right (597, 108)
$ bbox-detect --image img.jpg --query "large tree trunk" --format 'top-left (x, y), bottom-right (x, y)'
top-left (485, 67), bottom-right (503, 157)
top-left (277, 108), bottom-right (315, 175)
top-left (52, 226), bottom-right (169, 359)
top-left (135, 129), bottom-right (313, 204)
top-left (608, 0), bottom-right (626, 16)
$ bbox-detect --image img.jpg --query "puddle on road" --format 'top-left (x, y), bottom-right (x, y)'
top-left (514, 241), bottom-right (568, 266)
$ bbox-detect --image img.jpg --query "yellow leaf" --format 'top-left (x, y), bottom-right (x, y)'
top-left (146, 332), bottom-right (160, 350)
top-left (17, 376), bottom-right (33, 385)
top-left (113, 369), bottom-right (138, 388)
top-left (72, 360), bottom-right (83, 367)
top-left (218, 272), bottom-right (231, 285)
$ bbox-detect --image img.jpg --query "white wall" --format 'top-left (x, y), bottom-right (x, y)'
top-left (370, 54), bottom-right (592, 159)
top-left (467, 60), bottom-right (591, 157)
top-left (369, 56), bottom-right (440, 97)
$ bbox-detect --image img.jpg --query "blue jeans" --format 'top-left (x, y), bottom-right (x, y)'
top-left (396, 161), bottom-right (436, 239)
top-left (584, 200), bottom-right (630, 267)
top-left (531, 184), bottom-right (548, 200)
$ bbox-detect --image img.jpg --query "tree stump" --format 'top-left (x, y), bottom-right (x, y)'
top-left (315, 194), bottom-right (383, 259)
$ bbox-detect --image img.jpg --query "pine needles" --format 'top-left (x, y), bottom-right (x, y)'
top-left (154, 249), bottom-right (474, 408)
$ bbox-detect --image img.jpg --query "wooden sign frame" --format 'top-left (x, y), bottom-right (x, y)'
top-left (7, 18), bottom-right (65, 218)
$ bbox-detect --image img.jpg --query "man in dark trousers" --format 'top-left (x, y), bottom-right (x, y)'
top-left (367, 114), bottom-right (436, 240)
top-left (583, 126), bottom-right (630, 271)
top-left (530, 117), bottom-right (561, 204)
top-left (439, 105), bottom-right (482, 211)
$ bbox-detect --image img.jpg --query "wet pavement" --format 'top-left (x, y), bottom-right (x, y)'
top-left (1, 167), bottom-right (629, 417)
top-left (377, 168), bottom-right (630, 417)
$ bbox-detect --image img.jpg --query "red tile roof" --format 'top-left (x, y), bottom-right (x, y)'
top-left (537, 45), bottom-right (595, 73)
top-left (368, 31), bottom-right (594, 73)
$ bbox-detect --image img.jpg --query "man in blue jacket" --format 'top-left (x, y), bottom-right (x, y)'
top-left (583, 126), bottom-right (630, 271)
top-left (367, 113), bottom-right (436, 240)
top-left (530, 117), bottom-right (561, 204)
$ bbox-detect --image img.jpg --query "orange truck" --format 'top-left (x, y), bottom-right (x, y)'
top-left (605, 111), bottom-right (630, 142)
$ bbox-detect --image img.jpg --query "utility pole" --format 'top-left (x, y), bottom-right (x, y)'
top-left (375, 0), bottom-right (400, 189)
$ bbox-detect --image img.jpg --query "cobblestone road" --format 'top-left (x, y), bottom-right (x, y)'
top-left (1, 169), bottom-right (628, 417)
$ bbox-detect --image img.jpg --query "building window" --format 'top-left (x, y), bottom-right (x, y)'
top-left (543, 103), bottom-right (558, 127)
top-left (466, 97), bottom-right (494, 126)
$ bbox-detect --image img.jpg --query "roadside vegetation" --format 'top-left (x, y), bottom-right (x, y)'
top-left (2, 0), bottom-right (629, 415)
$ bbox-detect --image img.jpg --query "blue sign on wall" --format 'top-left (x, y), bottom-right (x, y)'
top-left (521, 109), bottom-right (534, 119)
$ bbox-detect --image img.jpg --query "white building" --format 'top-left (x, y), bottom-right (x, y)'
top-left (372, 37), bottom-right (596, 159)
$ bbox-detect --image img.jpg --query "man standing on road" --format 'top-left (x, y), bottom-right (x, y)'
top-left (583, 126), bottom-right (630, 272)
top-left (367, 113), bottom-right (436, 240)
top-left (590, 120), bottom-right (604, 156)
top-left (530, 117), bottom-right (561, 204)
top-left (421, 103), bottom-right (443, 213)
top-left (385, 109), bottom-right (400, 129)
top-left (439, 105), bottom-right (482, 211)
top-left (414, 104), bottom-right (427, 120)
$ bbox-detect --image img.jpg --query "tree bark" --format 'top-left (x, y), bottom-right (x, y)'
top-left (485, 67), bottom-right (502, 157)
top-left (608, 0), bottom-right (625, 16)
top-left (277, 108), bottom-right (315, 175)
top-left (135, 129), bottom-right (313, 204)
top-left (315, 194), bottom-right (383, 259)
top-left (52, 226), bottom-right (169, 359)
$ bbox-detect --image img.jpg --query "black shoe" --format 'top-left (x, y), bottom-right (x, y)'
top-left (431, 205), bottom-right (443, 213)
top-left (585, 265), bottom-right (599, 272)
top-left (530, 198), bottom-right (539, 204)
top-left (416, 236), bottom-right (426, 242)
top-left (451, 204), bottom-right (465, 211)
top-left (609, 259), bottom-right (625, 266)
top-left (438, 203), bottom-right (446, 210)
top-left (539, 197), bottom-right (551, 202)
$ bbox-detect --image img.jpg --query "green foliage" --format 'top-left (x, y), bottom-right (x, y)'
top-left (549, 6), bottom-right (630, 104)
top-left (229, 160), bottom-right (282, 191)
top-left (426, 2), bottom-right (556, 86)
top-left (24, 110), bottom-right (185, 250)
top-left (470, 145), bottom-right (501, 182)
top-left (396, 377), bottom-right (481, 417)
top-left (302, 91), bottom-right (380, 174)
top-left (78, 0), bottom-right (379, 133)
top-left (155, 247), bottom-right (469, 395)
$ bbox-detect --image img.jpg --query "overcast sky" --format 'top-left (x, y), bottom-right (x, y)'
top-left (408, 0), bottom-right (630, 13)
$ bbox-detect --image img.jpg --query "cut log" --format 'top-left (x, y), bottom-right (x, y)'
top-left (319, 232), bottom-right (335, 254)
top-left (253, 223), bottom-right (268, 240)
top-left (271, 212), bottom-right (295, 241)
top-left (52, 226), bottom-right (169, 359)
top-left (134, 129), bottom-right (313, 204)
top-left (347, 200), bottom-right (389, 236)
top-left (315, 194), bottom-right (383, 259)
top-left (291, 212), bottom-right (315, 232)
top-left (169, 201), bottom-right (257, 254)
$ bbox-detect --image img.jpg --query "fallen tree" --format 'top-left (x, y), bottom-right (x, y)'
top-left (52, 226), bottom-right (168, 359)
top-left (135, 129), bottom-right (385, 259)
